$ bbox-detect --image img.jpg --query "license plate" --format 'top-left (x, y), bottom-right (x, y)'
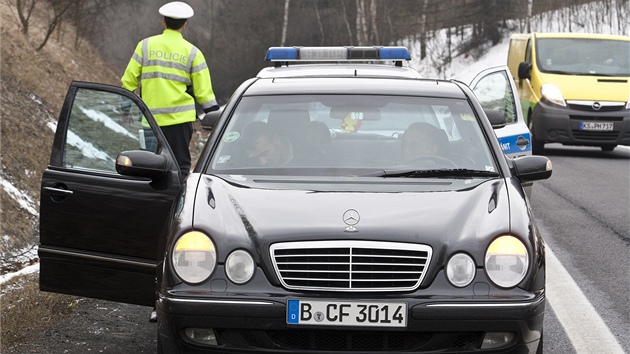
top-left (580, 122), bottom-right (613, 131)
top-left (287, 299), bottom-right (407, 327)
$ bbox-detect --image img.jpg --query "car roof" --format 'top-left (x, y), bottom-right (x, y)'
top-left (533, 32), bottom-right (630, 41)
top-left (244, 76), bottom-right (468, 98)
top-left (247, 46), bottom-right (469, 99)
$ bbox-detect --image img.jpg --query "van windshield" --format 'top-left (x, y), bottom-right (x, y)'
top-left (535, 37), bottom-right (630, 76)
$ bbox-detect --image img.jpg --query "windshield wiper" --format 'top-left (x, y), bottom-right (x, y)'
top-left (375, 168), bottom-right (500, 178)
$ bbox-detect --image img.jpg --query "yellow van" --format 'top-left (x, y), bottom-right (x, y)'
top-left (507, 32), bottom-right (630, 153)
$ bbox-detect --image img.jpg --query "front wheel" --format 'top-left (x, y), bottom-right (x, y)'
top-left (531, 137), bottom-right (545, 155)
top-left (528, 115), bottom-right (545, 155)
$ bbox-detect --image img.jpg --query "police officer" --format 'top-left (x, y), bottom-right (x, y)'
top-left (121, 1), bottom-right (218, 179)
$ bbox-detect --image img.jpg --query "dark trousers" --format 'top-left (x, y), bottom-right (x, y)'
top-left (161, 122), bottom-right (193, 178)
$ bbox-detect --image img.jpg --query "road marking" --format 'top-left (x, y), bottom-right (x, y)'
top-left (546, 246), bottom-right (624, 353)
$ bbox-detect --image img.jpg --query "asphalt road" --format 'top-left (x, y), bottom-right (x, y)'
top-left (5, 144), bottom-right (628, 354)
top-left (528, 144), bottom-right (630, 354)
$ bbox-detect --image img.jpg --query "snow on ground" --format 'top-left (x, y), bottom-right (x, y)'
top-left (0, 263), bottom-right (39, 285)
top-left (0, 177), bottom-right (39, 216)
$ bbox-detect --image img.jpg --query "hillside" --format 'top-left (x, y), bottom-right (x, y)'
top-left (0, 1), bottom-right (120, 271)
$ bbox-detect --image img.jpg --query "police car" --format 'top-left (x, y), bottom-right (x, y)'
top-left (39, 46), bottom-right (551, 353)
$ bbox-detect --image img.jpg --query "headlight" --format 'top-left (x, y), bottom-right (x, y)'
top-left (485, 236), bottom-right (529, 288)
top-left (172, 231), bottom-right (216, 284)
top-left (225, 250), bottom-right (255, 284)
top-left (540, 84), bottom-right (566, 107)
top-left (446, 253), bottom-right (476, 287)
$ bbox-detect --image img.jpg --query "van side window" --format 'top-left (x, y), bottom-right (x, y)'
top-left (62, 88), bottom-right (157, 172)
top-left (471, 71), bottom-right (518, 124)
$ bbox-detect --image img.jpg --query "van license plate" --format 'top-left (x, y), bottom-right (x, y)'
top-left (287, 299), bottom-right (407, 327)
top-left (580, 122), bottom-right (613, 131)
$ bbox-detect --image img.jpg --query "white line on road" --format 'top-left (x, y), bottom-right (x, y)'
top-left (546, 246), bottom-right (625, 353)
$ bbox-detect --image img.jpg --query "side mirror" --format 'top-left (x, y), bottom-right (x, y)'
top-left (116, 150), bottom-right (167, 179)
top-left (517, 62), bottom-right (532, 80)
top-left (201, 109), bottom-right (223, 131)
top-left (484, 109), bottom-right (506, 129)
top-left (512, 155), bottom-right (552, 182)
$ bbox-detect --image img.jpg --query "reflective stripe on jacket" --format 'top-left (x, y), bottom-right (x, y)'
top-left (121, 29), bottom-right (217, 127)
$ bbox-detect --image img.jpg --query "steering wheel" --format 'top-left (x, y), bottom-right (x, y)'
top-left (403, 155), bottom-right (457, 168)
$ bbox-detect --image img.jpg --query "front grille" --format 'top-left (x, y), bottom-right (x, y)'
top-left (217, 329), bottom-right (484, 352)
top-left (270, 241), bottom-right (432, 291)
top-left (572, 130), bottom-right (620, 141)
top-left (566, 100), bottom-right (626, 113)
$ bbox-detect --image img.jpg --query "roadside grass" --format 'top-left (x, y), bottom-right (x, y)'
top-left (0, 273), bottom-right (80, 350)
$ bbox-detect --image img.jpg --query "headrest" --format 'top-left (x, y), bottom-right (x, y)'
top-left (267, 109), bottom-right (311, 138)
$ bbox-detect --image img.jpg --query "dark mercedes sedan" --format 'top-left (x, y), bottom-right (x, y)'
top-left (39, 46), bottom-right (552, 353)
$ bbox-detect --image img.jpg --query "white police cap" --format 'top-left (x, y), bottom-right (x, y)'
top-left (159, 1), bottom-right (194, 19)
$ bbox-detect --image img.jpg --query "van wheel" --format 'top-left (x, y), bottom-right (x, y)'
top-left (528, 118), bottom-right (545, 155)
top-left (531, 137), bottom-right (545, 155)
top-left (601, 145), bottom-right (616, 152)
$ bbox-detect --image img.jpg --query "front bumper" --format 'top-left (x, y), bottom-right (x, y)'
top-left (532, 100), bottom-right (630, 146)
top-left (156, 270), bottom-right (544, 353)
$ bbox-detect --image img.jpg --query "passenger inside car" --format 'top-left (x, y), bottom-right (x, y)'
top-left (304, 121), bottom-right (332, 156)
top-left (400, 122), bottom-right (449, 162)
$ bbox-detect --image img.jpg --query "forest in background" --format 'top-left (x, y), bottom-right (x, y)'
top-left (8, 0), bottom-right (629, 104)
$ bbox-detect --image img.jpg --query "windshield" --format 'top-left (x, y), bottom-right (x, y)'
top-left (208, 95), bottom-right (497, 176)
top-left (536, 37), bottom-right (630, 76)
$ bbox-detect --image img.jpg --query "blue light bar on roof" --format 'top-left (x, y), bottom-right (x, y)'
top-left (265, 46), bottom-right (411, 61)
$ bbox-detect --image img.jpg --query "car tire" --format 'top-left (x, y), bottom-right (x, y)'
top-left (536, 332), bottom-right (544, 354)
top-left (528, 117), bottom-right (545, 155)
top-left (601, 144), bottom-right (616, 152)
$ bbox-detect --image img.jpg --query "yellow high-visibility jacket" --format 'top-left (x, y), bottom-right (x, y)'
top-left (121, 29), bottom-right (217, 127)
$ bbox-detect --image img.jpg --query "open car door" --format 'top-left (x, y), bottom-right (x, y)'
top-left (461, 66), bottom-right (535, 196)
top-left (464, 65), bottom-right (532, 159)
top-left (39, 81), bottom-right (182, 306)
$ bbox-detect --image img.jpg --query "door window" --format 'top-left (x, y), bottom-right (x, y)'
top-left (63, 88), bottom-right (156, 172)
top-left (471, 70), bottom-right (518, 125)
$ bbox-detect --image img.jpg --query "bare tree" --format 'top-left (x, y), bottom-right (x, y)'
top-left (281, 0), bottom-right (290, 46)
top-left (368, 0), bottom-right (378, 43)
top-left (313, 1), bottom-right (325, 45)
top-left (68, 0), bottom-right (121, 49)
top-left (15, 0), bottom-right (39, 34)
top-left (355, 0), bottom-right (368, 45)
top-left (36, 0), bottom-right (73, 51)
top-left (419, 0), bottom-right (429, 59)
top-left (340, 0), bottom-right (354, 45)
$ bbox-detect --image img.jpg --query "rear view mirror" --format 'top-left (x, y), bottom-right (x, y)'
top-left (512, 155), bottom-right (553, 182)
top-left (518, 62), bottom-right (532, 80)
top-left (484, 109), bottom-right (506, 129)
top-left (116, 150), bottom-right (167, 179)
top-left (329, 106), bottom-right (381, 121)
top-left (201, 109), bottom-right (223, 131)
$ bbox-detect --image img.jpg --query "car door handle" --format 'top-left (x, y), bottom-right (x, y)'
top-left (516, 136), bottom-right (530, 147)
top-left (43, 186), bottom-right (74, 196)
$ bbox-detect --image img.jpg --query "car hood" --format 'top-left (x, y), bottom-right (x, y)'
top-left (538, 72), bottom-right (630, 101)
top-left (192, 175), bottom-right (514, 269)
